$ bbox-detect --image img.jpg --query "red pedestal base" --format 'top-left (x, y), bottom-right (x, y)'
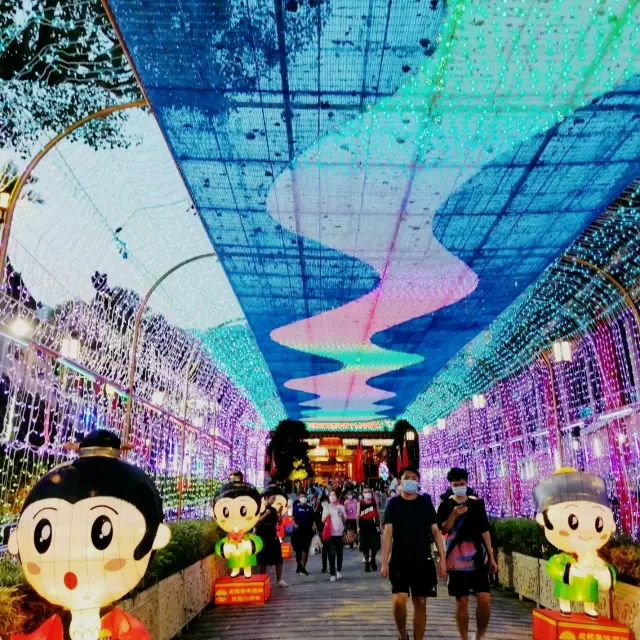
top-left (281, 542), bottom-right (292, 559)
top-left (213, 573), bottom-right (271, 605)
top-left (533, 609), bottom-right (630, 640)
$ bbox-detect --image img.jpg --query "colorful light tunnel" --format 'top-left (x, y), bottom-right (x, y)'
top-left (0, 0), bottom-right (639, 542)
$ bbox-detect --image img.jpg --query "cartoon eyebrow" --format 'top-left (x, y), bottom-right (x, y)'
top-left (90, 505), bottom-right (119, 515)
top-left (33, 507), bottom-right (57, 519)
top-left (562, 504), bottom-right (579, 510)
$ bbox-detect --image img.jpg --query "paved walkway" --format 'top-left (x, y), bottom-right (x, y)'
top-left (185, 548), bottom-right (534, 640)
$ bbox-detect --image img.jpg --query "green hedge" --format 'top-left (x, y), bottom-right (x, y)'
top-left (0, 518), bottom-right (224, 636)
top-left (491, 517), bottom-right (640, 586)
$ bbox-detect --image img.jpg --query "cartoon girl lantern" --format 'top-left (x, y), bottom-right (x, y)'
top-left (8, 429), bottom-right (171, 640)
top-left (533, 468), bottom-right (616, 619)
top-left (212, 481), bottom-right (264, 578)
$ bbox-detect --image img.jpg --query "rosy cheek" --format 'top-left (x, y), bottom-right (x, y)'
top-left (104, 559), bottom-right (127, 572)
top-left (600, 534), bottom-right (609, 540)
top-left (26, 562), bottom-right (41, 576)
top-left (558, 530), bottom-right (570, 537)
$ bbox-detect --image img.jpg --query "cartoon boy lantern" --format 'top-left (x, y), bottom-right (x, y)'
top-left (8, 429), bottom-right (171, 640)
top-left (533, 468), bottom-right (616, 619)
top-left (212, 481), bottom-right (264, 578)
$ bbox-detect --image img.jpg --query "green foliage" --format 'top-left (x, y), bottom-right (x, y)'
top-left (0, 554), bottom-right (24, 588)
top-left (136, 519), bottom-right (224, 592)
top-left (601, 536), bottom-right (640, 586)
top-left (491, 518), bottom-right (555, 559)
top-left (0, 586), bottom-right (27, 637)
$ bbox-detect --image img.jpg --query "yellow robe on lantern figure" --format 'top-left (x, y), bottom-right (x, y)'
top-left (533, 468), bottom-right (616, 619)
top-left (212, 481), bottom-right (264, 578)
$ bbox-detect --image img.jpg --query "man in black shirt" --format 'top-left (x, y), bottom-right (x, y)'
top-left (382, 467), bottom-right (447, 640)
top-left (292, 491), bottom-right (315, 575)
top-left (437, 468), bottom-right (497, 640)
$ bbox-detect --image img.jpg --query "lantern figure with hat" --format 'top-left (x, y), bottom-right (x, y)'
top-left (7, 429), bottom-right (171, 640)
top-left (533, 468), bottom-right (616, 618)
top-left (212, 481), bottom-right (264, 578)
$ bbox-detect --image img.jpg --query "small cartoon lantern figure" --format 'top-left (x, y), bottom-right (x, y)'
top-left (8, 429), bottom-right (171, 640)
top-left (533, 468), bottom-right (616, 618)
top-left (213, 481), bottom-right (264, 578)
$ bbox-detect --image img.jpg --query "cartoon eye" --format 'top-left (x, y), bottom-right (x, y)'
top-left (568, 514), bottom-right (579, 530)
top-left (91, 515), bottom-right (113, 551)
top-left (223, 507), bottom-right (230, 518)
top-left (595, 516), bottom-right (604, 533)
top-left (240, 506), bottom-right (247, 517)
top-left (34, 519), bottom-right (52, 554)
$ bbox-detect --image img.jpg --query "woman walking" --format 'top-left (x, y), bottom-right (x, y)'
top-left (256, 491), bottom-right (288, 587)
top-left (315, 494), bottom-right (330, 573)
top-left (343, 490), bottom-right (359, 548)
top-left (322, 490), bottom-right (347, 582)
top-left (357, 487), bottom-right (381, 572)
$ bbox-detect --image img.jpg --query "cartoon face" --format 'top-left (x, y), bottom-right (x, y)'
top-left (213, 495), bottom-right (261, 533)
top-left (8, 496), bottom-right (170, 611)
top-left (536, 500), bottom-right (616, 555)
top-left (272, 494), bottom-right (288, 516)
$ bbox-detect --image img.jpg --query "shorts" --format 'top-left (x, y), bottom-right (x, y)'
top-left (390, 561), bottom-right (438, 598)
top-left (447, 569), bottom-right (491, 599)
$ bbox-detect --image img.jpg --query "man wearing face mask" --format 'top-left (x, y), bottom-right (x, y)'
top-left (437, 468), bottom-right (497, 640)
top-left (381, 467), bottom-right (447, 640)
top-left (292, 491), bottom-right (315, 575)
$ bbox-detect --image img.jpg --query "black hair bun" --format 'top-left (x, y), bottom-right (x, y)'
top-left (79, 429), bottom-right (121, 450)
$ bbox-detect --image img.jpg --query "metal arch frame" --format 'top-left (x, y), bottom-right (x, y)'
top-left (561, 254), bottom-right (640, 333)
top-left (123, 252), bottom-right (216, 445)
top-left (0, 99), bottom-right (147, 285)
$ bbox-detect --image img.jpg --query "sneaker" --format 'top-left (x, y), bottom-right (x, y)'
top-left (330, 575), bottom-right (337, 583)
top-left (277, 580), bottom-right (289, 587)
top-left (370, 559), bottom-right (377, 571)
top-left (336, 571), bottom-right (343, 580)
top-left (321, 567), bottom-right (328, 573)
top-left (299, 568), bottom-right (309, 576)
top-left (365, 563), bottom-right (371, 573)
top-left (295, 567), bottom-right (301, 574)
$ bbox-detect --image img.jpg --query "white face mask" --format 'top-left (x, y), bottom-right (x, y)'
top-left (363, 493), bottom-right (372, 501)
top-left (452, 485), bottom-right (467, 497)
top-left (299, 497), bottom-right (307, 504)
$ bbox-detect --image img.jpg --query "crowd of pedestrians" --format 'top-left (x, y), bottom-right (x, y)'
top-left (239, 467), bottom-right (495, 640)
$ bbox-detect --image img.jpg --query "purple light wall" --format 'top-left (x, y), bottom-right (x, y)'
top-left (420, 309), bottom-right (640, 539)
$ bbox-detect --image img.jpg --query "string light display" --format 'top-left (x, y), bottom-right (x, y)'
top-left (105, 0), bottom-right (640, 423)
top-left (416, 186), bottom-right (640, 539)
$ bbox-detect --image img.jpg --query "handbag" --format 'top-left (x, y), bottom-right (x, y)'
top-left (343, 529), bottom-right (357, 546)
top-left (310, 534), bottom-right (322, 555)
top-left (321, 517), bottom-right (332, 542)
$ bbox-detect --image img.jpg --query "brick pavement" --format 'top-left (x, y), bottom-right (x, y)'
top-left (184, 547), bottom-right (534, 640)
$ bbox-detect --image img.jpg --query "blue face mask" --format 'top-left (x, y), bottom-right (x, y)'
top-left (452, 485), bottom-right (467, 497)
top-left (402, 479), bottom-right (419, 494)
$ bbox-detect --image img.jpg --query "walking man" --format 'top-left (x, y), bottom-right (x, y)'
top-left (437, 468), bottom-right (497, 640)
top-left (381, 467), bottom-right (447, 640)
top-left (292, 491), bottom-right (315, 575)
